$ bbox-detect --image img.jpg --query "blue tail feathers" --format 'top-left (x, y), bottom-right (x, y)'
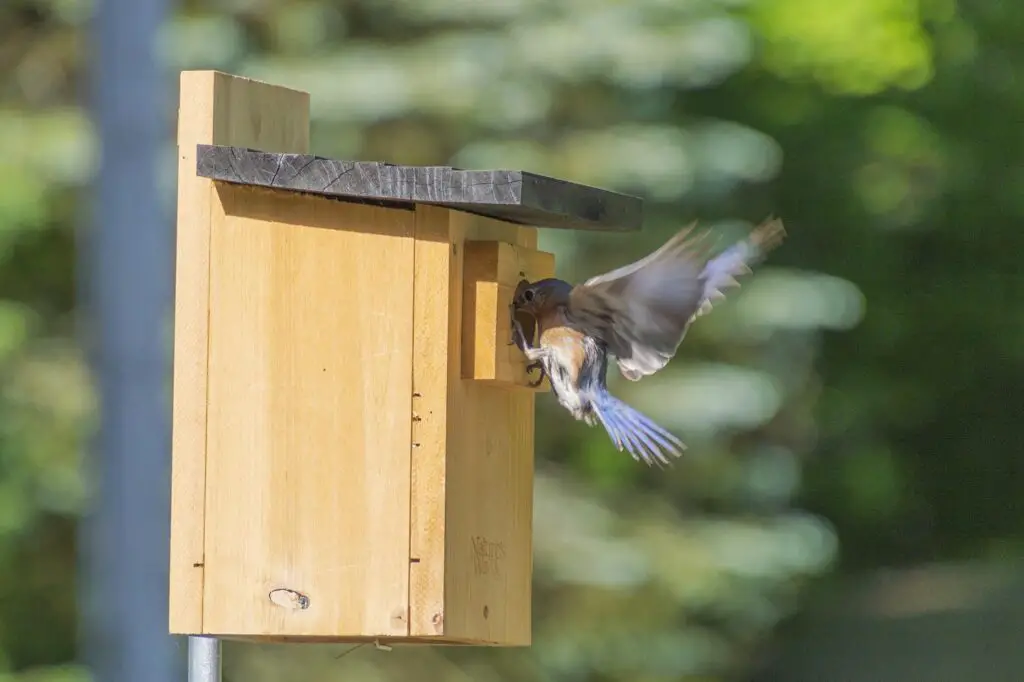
top-left (590, 389), bottom-right (685, 467)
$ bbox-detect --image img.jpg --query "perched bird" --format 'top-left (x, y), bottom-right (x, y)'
top-left (509, 217), bottom-right (785, 466)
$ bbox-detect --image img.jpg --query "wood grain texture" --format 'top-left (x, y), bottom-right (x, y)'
top-left (409, 204), bottom-right (456, 639)
top-left (170, 70), bottom-right (310, 634)
top-left (202, 184), bottom-right (415, 637)
top-left (195, 144), bottom-right (643, 232)
top-left (409, 207), bottom-right (535, 645)
top-left (462, 241), bottom-right (555, 388)
top-left (446, 213), bottom-right (536, 646)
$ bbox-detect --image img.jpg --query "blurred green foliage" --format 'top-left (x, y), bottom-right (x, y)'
top-left (1, 0), bottom-right (1022, 680)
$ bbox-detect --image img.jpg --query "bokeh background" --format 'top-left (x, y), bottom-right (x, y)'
top-left (4, 0), bottom-right (1024, 680)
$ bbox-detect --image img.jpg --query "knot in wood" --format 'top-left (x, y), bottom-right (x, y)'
top-left (268, 587), bottom-right (310, 610)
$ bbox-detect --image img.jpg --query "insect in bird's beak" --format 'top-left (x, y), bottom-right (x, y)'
top-left (508, 279), bottom-right (531, 347)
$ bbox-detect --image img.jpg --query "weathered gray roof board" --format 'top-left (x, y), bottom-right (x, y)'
top-left (196, 144), bottom-right (643, 232)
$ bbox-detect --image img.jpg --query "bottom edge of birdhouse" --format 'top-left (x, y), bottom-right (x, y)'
top-left (184, 633), bottom-right (530, 647)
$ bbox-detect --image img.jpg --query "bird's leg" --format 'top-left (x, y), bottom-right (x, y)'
top-left (510, 315), bottom-right (548, 387)
top-left (510, 313), bottom-right (534, 354)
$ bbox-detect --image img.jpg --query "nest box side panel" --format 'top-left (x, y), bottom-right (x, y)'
top-left (170, 70), bottom-right (310, 634)
top-left (202, 184), bottom-right (415, 638)
top-left (409, 206), bottom-right (535, 645)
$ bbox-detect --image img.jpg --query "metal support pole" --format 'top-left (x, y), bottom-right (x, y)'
top-left (188, 637), bottom-right (222, 682)
top-left (81, 0), bottom-right (178, 680)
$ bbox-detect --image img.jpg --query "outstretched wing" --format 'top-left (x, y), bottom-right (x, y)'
top-left (567, 218), bottom-right (785, 381)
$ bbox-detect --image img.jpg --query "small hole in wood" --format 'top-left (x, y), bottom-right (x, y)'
top-left (483, 605), bottom-right (489, 619)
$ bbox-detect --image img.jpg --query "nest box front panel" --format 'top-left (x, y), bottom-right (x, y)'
top-left (202, 184), bottom-right (416, 637)
top-left (408, 206), bottom-right (536, 645)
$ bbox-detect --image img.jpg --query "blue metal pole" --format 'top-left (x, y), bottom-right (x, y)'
top-left (81, 0), bottom-right (179, 680)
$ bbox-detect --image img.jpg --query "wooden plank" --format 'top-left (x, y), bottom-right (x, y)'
top-left (408, 208), bottom-right (535, 644)
top-left (217, 634), bottom-right (484, 644)
top-left (445, 213), bottom-right (536, 645)
top-left (409, 204), bottom-right (457, 637)
top-left (461, 241), bottom-right (555, 388)
top-left (202, 185), bottom-right (415, 637)
top-left (449, 210), bottom-right (539, 248)
top-left (169, 70), bottom-right (310, 634)
top-left (195, 144), bottom-right (644, 232)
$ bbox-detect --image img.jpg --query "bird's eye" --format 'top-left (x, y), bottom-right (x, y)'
top-left (523, 289), bottom-right (535, 302)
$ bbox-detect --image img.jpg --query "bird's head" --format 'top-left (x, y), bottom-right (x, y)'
top-left (512, 278), bottom-right (572, 316)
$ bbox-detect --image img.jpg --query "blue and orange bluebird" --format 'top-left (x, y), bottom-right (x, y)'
top-left (510, 217), bottom-right (785, 467)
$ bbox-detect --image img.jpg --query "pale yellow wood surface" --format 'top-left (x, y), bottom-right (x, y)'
top-left (219, 634), bottom-right (484, 644)
top-left (409, 205), bottom-right (454, 638)
top-left (461, 241), bottom-right (555, 387)
top-left (170, 70), bottom-right (310, 633)
top-left (410, 207), bottom-right (536, 645)
top-left (202, 185), bottom-right (415, 637)
top-left (203, 184), bottom-right (415, 630)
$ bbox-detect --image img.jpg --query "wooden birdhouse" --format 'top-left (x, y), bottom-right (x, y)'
top-left (168, 70), bottom-right (642, 646)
